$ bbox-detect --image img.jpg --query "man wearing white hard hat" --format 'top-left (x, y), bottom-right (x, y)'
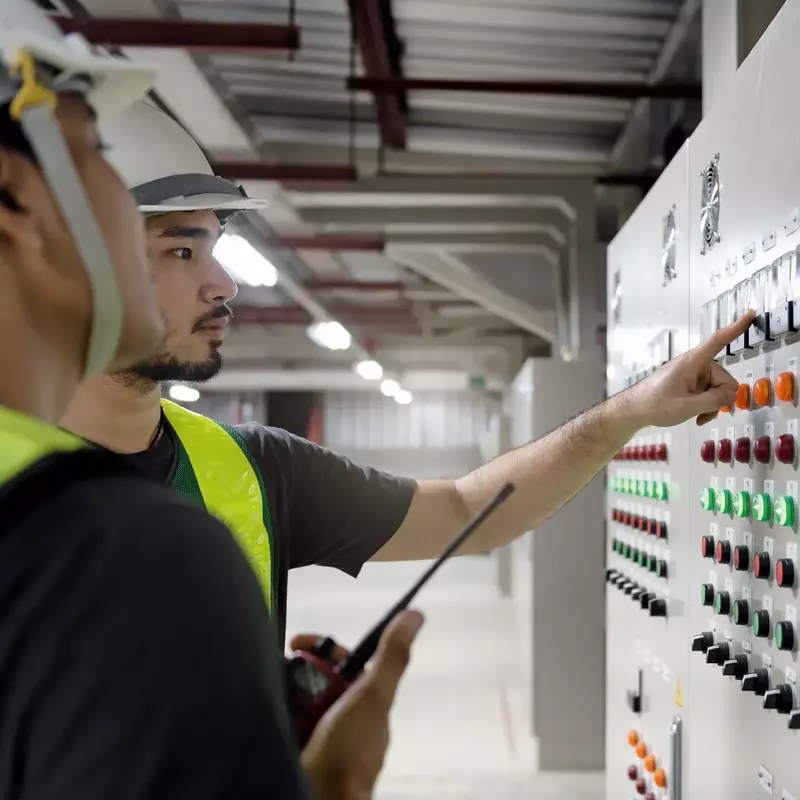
top-left (65, 97), bottom-right (755, 655)
top-left (0, 4), bottom-right (421, 799)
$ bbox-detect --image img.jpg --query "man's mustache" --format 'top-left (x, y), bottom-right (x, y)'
top-left (192, 305), bottom-right (234, 333)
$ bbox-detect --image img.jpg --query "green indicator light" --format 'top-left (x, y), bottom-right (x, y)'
top-left (733, 490), bottom-right (750, 518)
top-left (700, 487), bottom-right (716, 511)
top-left (776, 624), bottom-right (784, 650)
top-left (636, 479), bottom-right (645, 497)
top-left (775, 496), bottom-right (795, 527)
top-left (733, 600), bottom-right (748, 626)
top-left (701, 584), bottom-right (714, 605)
top-left (753, 613), bottom-right (761, 638)
top-left (753, 493), bottom-right (772, 522)
top-left (655, 481), bottom-right (668, 501)
top-left (714, 594), bottom-right (726, 615)
top-left (643, 480), bottom-right (652, 499)
top-left (715, 489), bottom-right (732, 514)
top-left (656, 560), bottom-right (666, 578)
top-left (638, 551), bottom-right (647, 567)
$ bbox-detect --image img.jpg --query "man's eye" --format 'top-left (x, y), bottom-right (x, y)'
top-left (171, 247), bottom-right (194, 261)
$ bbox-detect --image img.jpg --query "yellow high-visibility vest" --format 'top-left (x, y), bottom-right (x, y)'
top-left (161, 399), bottom-right (275, 613)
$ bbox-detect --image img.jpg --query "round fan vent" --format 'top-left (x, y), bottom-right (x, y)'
top-left (700, 153), bottom-right (721, 254)
top-left (661, 205), bottom-right (677, 286)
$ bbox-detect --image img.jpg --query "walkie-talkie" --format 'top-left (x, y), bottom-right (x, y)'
top-left (285, 482), bottom-right (515, 747)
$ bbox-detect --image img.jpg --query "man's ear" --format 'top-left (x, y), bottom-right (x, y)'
top-left (0, 147), bottom-right (43, 255)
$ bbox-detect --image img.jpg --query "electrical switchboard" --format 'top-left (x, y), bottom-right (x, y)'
top-left (606, 3), bottom-right (800, 799)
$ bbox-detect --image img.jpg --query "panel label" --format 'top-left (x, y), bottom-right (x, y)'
top-left (765, 536), bottom-right (775, 559)
top-left (787, 605), bottom-right (798, 626)
top-left (763, 595), bottom-right (774, 615)
top-left (726, 477), bottom-right (736, 491)
top-left (766, 421), bottom-right (775, 438)
top-left (759, 765), bottom-right (774, 794)
top-left (788, 481), bottom-right (799, 502)
top-left (746, 424), bottom-right (755, 439)
top-left (765, 479), bottom-right (775, 495)
top-left (726, 526), bottom-right (735, 543)
top-left (743, 640), bottom-right (753, 654)
top-left (744, 478), bottom-right (755, 492)
top-left (743, 586), bottom-right (753, 602)
top-left (711, 428), bottom-right (720, 442)
top-left (790, 419), bottom-right (799, 439)
top-left (711, 476), bottom-right (720, 490)
top-left (745, 369), bottom-right (755, 382)
top-left (766, 363), bottom-right (776, 377)
top-left (727, 426), bottom-right (735, 440)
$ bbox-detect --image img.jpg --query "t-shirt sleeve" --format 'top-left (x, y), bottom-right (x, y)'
top-left (236, 423), bottom-right (417, 574)
top-left (2, 477), bottom-right (310, 800)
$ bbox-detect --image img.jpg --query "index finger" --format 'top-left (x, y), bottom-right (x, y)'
top-left (696, 310), bottom-right (756, 359)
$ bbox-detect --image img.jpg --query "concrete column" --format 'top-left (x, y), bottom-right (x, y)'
top-left (495, 413), bottom-right (514, 597)
top-left (703, 0), bottom-right (786, 116)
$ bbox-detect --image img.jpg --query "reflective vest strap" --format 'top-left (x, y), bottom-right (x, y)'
top-left (160, 399), bottom-right (273, 612)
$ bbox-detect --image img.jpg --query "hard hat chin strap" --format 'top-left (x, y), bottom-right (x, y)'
top-left (10, 50), bottom-right (123, 379)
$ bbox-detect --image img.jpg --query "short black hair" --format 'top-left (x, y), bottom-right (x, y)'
top-left (0, 102), bottom-right (37, 162)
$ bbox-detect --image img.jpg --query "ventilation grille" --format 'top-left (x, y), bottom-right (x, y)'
top-left (662, 205), bottom-right (677, 286)
top-left (700, 154), bottom-right (721, 254)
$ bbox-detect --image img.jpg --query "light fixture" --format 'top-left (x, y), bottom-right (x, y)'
top-left (213, 233), bottom-right (278, 287)
top-left (380, 378), bottom-right (401, 397)
top-left (395, 389), bottom-right (412, 405)
top-left (355, 359), bottom-right (383, 380)
top-left (169, 384), bottom-right (200, 403)
top-left (307, 321), bottom-right (352, 351)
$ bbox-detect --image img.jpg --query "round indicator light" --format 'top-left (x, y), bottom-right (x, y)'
top-left (701, 536), bottom-right (715, 559)
top-left (701, 583), bottom-right (715, 606)
top-left (701, 487), bottom-right (716, 512)
top-left (654, 768), bottom-right (667, 789)
top-left (636, 741), bottom-right (647, 759)
top-left (644, 754), bottom-right (656, 773)
top-left (700, 440), bottom-right (716, 463)
top-left (775, 496), bottom-right (795, 527)
top-left (715, 591), bottom-right (731, 615)
top-left (754, 435), bottom-right (772, 464)
top-left (628, 765), bottom-right (638, 781)
top-left (734, 437), bottom-right (751, 463)
top-left (628, 730), bottom-right (639, 746)
top-left (776, 433), bottom-right (795, 465)
top-left (753, 609), bottom-right (770, 639)
top-left (754, 552), bottom-right (771, 580)
top-left (776, 371), bottom-right (796, 403)
top-left (717, 438), bottom-right (733, 462)
top-left (715, 489), bottom-right (732, 514)
top-left (654, 481), bottom-right (668, 501)
top-left (716, 540), bottom-right (731, 564)
top-left (656, 443), bottom-right (668, 461)
top-left (753, 377), bottom-right (772, 407)
top-left (733, 599), bottom-right (749, 626)
top-left (776, 622), bottom-right (795, 652)
top-left (734, 545), bottom-right (750, 572)
top-left (777, 559), bottom-right (795, 588)
top-left (753, 493), bottom-right (772, 522)
top-left (733, 490), bottom-right (750, 518)
top-left (735, 384), bottom-right (750, 410)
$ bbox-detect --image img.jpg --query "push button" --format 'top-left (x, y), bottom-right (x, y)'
top-left (655, 559), bottom-right (668, 578)
top-left (733, 490), bottom-right (750, 517)
top-left (635, 741), bottom-right (647, 759)
top-left (654, 769), bottom-right (667, 789)
top-left (717, 438), bottom-right (732, 462)
top-left (776, 621), bottom-right (795, 652)
top-left (754, 552), bottom-right (771, 579)
top-left (733, 599), bottom-right (750, 626)
top-left (715, 489), bottom-right (732, 514)
top-left (636, 778), bottom-right (647, 795)
top-left (656, 443), bottom-right (668, 462)
top-left (735, 384), bottom-right (750, 410)
top-left (628, 765), bottom-right (638, 781)
top-left (753, 493), bottom-right (771, 522)
top-left (753, 377), bottom-right (772, 407)
top-left (701, 536), bottom-right (715, 559)
top-left (775, 496), bottom-right (795, 527)
top-left (714, 591), bottom-right (731, 615)
top-left (700, 583), bottom-right (715, 606)
top-left (753, 609), bottom-right (771, 638)
top-left (776, 433), bottom-right (795, 465)
top-left (741, 668), bottom-right (770, 696)
top-left (734, 436), bottom-right (751, 463)
top-left (754, 436), bottom-right (772, 464)
top-left (644, 754), bottom-right (656, 773)
top-left (628, 730), bottom-right (639, 746)
top-left (700, 488), bottom-right (716, 512)
top-left (776, 371), bottom-right (795, 403)
top-left (716, 540), bottom-right (732, 565)
top-left (734, 545), bottom-right (750, 571)
top-left (654, 520), bottom-right (668, 540)
top-left (763, 684), bottom-right (794, 714)
top-left (700, 440), bottom-right (716, 463)
top-left (653, 481), bottom-right (668, 501)
top-left (776, 558), bottom-right (795, 588)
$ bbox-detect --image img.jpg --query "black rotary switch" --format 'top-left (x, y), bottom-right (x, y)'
top-left (624, 582), bottom-right (638, 595)
top-left (790, 710), bottom-right (800, 729)
top-left (732, 600), bottom-right (750, 627)
top-left (700, 583), bottom-right (715, 606)
top-left (639, 591), bottom-right (654, 610)
top-left (692, 631), bottom-right (714, 653)
top-left (631, 587), bottom-right (644, 602)
top-left (742, 668), bottom-right (770, 696)
top-left (763, 684), bottom-right (794, 714)
top-left (715, 591), bottom-right (731, 616)
top-left (716, 540), bottom-right (732, 565)
top-left (722, 655), bottom-right (749, 679)
top-left (753, 609), bottom-right (771, 639)
top-left (734, 545), bottom-right (750, 572)
top-left (701, 535), bottom-right (715, 559)
top-left (649, 597), bottom-right (667, 617)
top-left (754, 552), bottom-right (771, 580)
top-left (706, 642), bottom-right (731, 665)
top-left (606, 569), bottom-right (618, 583)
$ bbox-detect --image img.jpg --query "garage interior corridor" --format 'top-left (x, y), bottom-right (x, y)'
top-left (286, 552), bottom-right (604, 799)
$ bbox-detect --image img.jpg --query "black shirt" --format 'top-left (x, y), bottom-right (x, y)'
top-left (0, 451), bottom-right (310, 799)
top-left (122, 415), bottom-right (417, 641)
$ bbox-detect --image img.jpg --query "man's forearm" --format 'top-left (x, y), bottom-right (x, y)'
top-left (454, 390), bottom-right (641, 549)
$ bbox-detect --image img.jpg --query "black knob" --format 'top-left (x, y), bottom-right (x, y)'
top-left (716, 540), bottom-right (732, 565)
top-left (639, 591), bottom-right (654, 610)
top-left (692, 631), bottom-right (714, 653)
top-left (715, 591), bottom-right (731, 616)
top-left (706, 642), bottom-right (731, 665)
top-left (776, 621), bottom-right (795, 652)
top-left (649, 597), bottom-right (667, 617)
top-left (733, 600), bottom-right (750, 626)
top-left (701, 535), bottom-right (715, 559)
top-left (624, 582), bottom-right (637, 595)
top-left (606, 569), bottom-right (618, 582)
top-left (700, 583), bottom-right (715, 606)
top-left (631, 587), bottom-right (644, 602)
top-left (619, 580), bottom-right (633, 592)
top-left (753, 609), bottom-right (771, 638)
top-left (754, 552), bottom-right (771, 580)
top-left (722, 655), bottom-right (749, 679)
top-left (734, 545), bottom-right (750, 572)
top-left (614, 574), bottom-right (628, 586)
top-left (742, 668), bottom-right (770, 696)
top-left (763, 684), bottom-right (794, 714)
top-left (789, 710), bottom-right (800, 729)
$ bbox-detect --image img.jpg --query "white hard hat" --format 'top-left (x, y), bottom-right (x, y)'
top-left (101, 101), bottom-right (269, 222)
top-left (0, 0), bottom-right (159, 379)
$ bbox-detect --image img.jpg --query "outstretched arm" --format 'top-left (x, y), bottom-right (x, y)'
top-left (374, 312), bottom-right (755, 561)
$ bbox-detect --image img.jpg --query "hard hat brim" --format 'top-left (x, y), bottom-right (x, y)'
top-left (139, 195), bottom-right (270, 214)
top-left (134, 173), bottom-right (269, 216)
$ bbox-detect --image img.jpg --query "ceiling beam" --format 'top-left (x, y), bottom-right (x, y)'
top-left (264, 235), bottom-right (385, 252)
top-left (213, 162), bottom-right (357, 183)
top-left (347, 0), bottom-right (407, 149)
top-left (54, 16), bottom-right (300, 52)
top-left (231, 305), bottom-right (417, 326)
top-left (347, 76), bottom-right (701, 100)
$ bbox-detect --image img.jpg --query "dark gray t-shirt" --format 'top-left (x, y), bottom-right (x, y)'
top-left (121, 414), bottom-right (417, 642)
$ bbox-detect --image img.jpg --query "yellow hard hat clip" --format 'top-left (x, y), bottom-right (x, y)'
top-left (9, 48), bottom-right (57, 122)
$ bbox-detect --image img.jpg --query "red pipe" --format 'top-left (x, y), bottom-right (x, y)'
top-left (212, 162), bottom-right (357, 183)
top-left (267, 236), bottom-right (385, 252)
top-left (54, 16), bottom-right (300, 53)
top-left (347, 76), bottom-right (701, 101)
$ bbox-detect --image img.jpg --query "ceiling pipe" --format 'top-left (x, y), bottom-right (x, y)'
top-left (213, 162), bottom-right (357, 183)
top-left (54, 16), bottom-right (300, 53)
top-left (231, 305), bottom-right (417, 325)
top-left (303, 280), bottom-right (406, 291)
top-left (265, 235), bottom-right (385, 252)
top-left (347, 76), bottom-right (701, 101)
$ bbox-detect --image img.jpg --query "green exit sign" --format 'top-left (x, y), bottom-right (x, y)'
top-left (469, 375), bottom-right (486, 390)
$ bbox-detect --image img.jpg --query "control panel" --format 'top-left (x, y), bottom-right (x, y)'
top-left (605, 3), bottom-right (800, 798)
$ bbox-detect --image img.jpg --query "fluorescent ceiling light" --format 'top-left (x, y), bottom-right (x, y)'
top-left (355, 359), bottom-right (383, 380)
top-left (169, 384), bottom-right (200, 403)
top-left (307, 321), bottom-right (352, 351)
top-left (380, 378), bottom-right (401, 397)
top-left (213, 233), bottom-right (278, 287)
top-left (395, 389), bottom-right (413, 405)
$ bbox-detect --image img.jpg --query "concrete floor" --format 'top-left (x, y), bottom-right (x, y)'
top-left (285, 553), bottom-right (604, 800)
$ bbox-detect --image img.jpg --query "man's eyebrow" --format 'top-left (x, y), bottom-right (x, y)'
top-left (157, 226), bottom-right (220, 240)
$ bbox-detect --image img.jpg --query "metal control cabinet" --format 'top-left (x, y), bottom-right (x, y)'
top-left (606, 3), bottom-right (800, 798)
